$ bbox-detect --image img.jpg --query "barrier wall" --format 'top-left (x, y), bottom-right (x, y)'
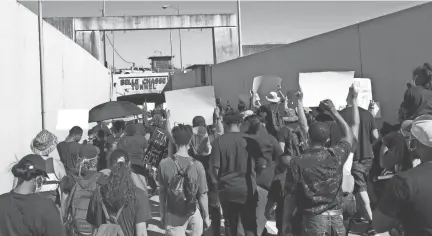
top-left (175, 3), bottom-right (432, 125)
top-left (0, 1), bottom-right (111, 194)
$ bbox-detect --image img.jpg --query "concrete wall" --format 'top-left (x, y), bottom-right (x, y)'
top-left (242, 44), bottom-right (287, 56)
top-left (0, 0), bottom-right (111, 194)
top-left (179, 3), bottom-right (432, 125)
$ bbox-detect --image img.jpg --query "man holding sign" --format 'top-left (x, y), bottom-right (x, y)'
top-left (333, 86), bottom-right (380, 235)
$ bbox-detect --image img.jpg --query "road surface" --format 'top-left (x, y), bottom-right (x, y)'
top-left (146, 195), bottom-right (389, 236)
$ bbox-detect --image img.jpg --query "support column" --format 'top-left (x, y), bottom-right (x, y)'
top-left (212, 27), bottom-right (240, 64)
top-left (75, 31), bottom-right (104, 64)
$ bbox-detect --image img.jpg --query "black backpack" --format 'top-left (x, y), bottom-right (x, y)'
top-left (166, 156), bottom-right (197, 217)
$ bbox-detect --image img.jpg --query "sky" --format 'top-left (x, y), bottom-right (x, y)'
top-left (22, 1), bottom-right (423, 69)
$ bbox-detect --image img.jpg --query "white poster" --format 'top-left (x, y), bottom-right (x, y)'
top-left (56, 109), bottom-right (89, 130)
top-left (252, 75), bottom-right (282, 104)
top-left (353, 78), bottom-right (373, 110)
top-left (165, 86), bottom-right (216, 128)
top-left (113, 72), bottom-right (169, 97)
top-left (299, 71), bottom-right (355, 109)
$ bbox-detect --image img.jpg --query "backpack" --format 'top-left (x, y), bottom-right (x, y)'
top-left (166, 156), bottom-right (198, 217)
top-left (64, 174), bottom-right (100, 236)
top-left (93, 189), bottom-right (125, 236)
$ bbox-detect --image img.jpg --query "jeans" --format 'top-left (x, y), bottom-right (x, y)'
top-left (166, 207), bottom-right (203, 236)
top-left (239, 186), bottom-right (268, 236)
top-left (302, 210), bottom-right (345, 236)
top-left (208, 185), bottom-right (221, 236)
top-left (221, 194), bottom-right (258, 236)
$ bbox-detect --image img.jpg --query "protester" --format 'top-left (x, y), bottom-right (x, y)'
top-left (90, 121), bottom-right (111, 137)
top-left (400, 63), bottom-right (432, 120)
top-left (380, 120), bottom-right (414, 173)
top-left (0, 154), bottom-right (66, 235)
top-left (244, 114), bottom-right (284, 235)
top-left (268, 100), bottom-right (305, 236)
top-left (107, 120), bottom-right (126, 146)
top-left (210, 110), bottom-right (261, 236)
top-left (259, 91), bottom-right (284, 142)
top-left (63, 144), bottom-right (102, 236)
top-left (26, 130), bottom-right (66, 208)
top-left (190, 115), bottom-right (212, 159)
top-left (157, 124), bottom-right (210, 236)
top-left (373, 116), bottom-right (432, 235)
top-left (117, 123), bottom-right (149, 166)
top-left (93, 129), bottom-right (108, 171)
top-left (280, 98), bottom-right (355, 236)
top-left (87, 149), bottom-right (151, 236)
top-left (57, 126), bottom-right (83, 173)
top-left (330, 85), bottom-right (380, 235)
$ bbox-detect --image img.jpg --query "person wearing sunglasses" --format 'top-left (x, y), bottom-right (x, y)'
top-left (0, 154), bottom-right (65, 235)
top-left (374, 116), bottom-right (432, 235)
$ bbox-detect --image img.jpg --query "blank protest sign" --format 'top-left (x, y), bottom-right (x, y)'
top-left (56, 109), bottom-right (89, 130)
top-left (299, 71), bottom-right (355, 109)
top-left (165, 86), bottom-right (216, 128)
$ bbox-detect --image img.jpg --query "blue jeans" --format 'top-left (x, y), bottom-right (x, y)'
top-left (302, 210), bottom-right (345, 236)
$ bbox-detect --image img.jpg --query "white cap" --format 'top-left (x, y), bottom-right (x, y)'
top-left (411, 117), bottom-right (432, 147)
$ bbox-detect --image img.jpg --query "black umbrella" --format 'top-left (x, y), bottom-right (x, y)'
top-left (89, 101), bottom-right (143, 122)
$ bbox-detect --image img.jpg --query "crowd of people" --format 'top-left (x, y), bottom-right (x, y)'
top-left (1, 62), bottom-right (432, 236)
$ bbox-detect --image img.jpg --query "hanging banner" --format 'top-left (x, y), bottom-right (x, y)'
top-left (352, 78), bottom-right (373, 110)
top-left (142, 128), bottom-right (168, 167)
top-left (113, 72), bottom-right (169, 96)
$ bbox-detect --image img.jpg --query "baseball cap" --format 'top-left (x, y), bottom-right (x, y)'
top-left (411, 117), bottom-right (432, 148)
top-left (19, 154), bottom-right (49, 177)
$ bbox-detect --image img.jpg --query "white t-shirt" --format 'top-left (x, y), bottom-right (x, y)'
top-left (343, 153), bottom-right (354, 175)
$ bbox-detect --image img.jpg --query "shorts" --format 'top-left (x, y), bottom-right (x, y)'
top-left (351, 159), bottom-right (373, 193)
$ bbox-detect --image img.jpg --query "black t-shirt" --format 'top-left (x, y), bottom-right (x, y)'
top-left (210, 132), bottom-right (260, 204)
top-left (377, 162), bottom-right (432, 236)
top-left (402, 86), bottom-right (432, 120)
top-left (0, 191), bottom-right (65, 236)
top-left (87, 187), bottom-right (152, 236)
top-left (334, 106), bottom-right (377, 161)
top-left (57, 141), bottom-right (82, 173)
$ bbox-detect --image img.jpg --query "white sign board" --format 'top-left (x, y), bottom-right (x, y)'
top-left (165, 86), bottom-right (216, 128)
top-left (353, 78), bottom-right (373, 110)
top-left (113, 72), bottom-right (169, 97)
top-left (56, 109), bottom-right (89, 130)
top-left (299, 71), bottom-right (355, 109)
top-left (252, 75), bottom-right (282, 94)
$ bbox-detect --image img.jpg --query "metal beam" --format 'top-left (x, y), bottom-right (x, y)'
top-left (47, 14), bottom-right (238, 31)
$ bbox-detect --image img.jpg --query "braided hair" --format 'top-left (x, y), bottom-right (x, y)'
top-left (101, 149), bottom-right (135, 212)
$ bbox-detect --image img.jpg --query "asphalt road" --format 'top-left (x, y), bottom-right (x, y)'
top-left (146, 195), bottom-right (389, 236)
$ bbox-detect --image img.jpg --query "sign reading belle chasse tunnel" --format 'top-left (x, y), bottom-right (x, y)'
top-left (114, 73), bottom-right (169, 96)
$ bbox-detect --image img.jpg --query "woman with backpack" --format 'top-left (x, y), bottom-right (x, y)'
top-left (0, 154), bottom-right (65, 236)
top-left (87, 149), bottom-right (152, 236)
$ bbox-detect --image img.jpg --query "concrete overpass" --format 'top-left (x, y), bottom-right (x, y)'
top-left (45, 14), bottom-right (240, 65)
